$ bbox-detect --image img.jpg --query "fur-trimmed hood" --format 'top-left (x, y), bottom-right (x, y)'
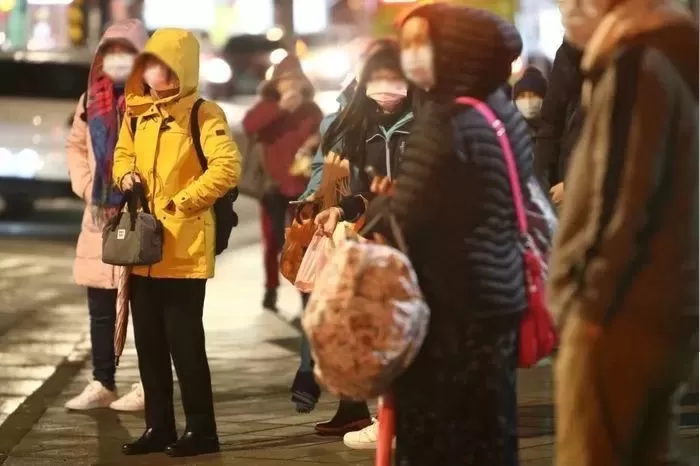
top-left (582, 0), bottom-right (694, 72)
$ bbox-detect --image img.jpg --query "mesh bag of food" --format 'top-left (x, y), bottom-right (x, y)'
top-left (302, 236), bottom-right (430, 400)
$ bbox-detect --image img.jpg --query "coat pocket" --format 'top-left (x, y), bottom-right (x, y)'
top-left (162, 213), bottom-right (206, 260)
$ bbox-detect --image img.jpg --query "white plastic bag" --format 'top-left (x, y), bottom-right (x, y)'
top-left (294, 234), bottom-right (334, 293)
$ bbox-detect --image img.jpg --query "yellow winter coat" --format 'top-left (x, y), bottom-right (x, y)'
top-left (113, 28), bottom-right (241, 279)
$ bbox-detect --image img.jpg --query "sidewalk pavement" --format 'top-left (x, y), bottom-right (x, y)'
top-left (0, 242), bottom-right (697, 465)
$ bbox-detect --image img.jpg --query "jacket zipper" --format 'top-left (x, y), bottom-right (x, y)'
top-left (384, 137), bottom-right (392, 180)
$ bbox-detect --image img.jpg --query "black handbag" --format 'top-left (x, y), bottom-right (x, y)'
top-left (102, 183), bottom-right (163, 266)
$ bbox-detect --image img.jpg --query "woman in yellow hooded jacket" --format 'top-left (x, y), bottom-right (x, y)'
top-left (113, 28), bottom-right (240, 458)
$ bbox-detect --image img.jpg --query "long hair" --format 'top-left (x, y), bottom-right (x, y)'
top-left (321, 40), bottom-right (409, 168)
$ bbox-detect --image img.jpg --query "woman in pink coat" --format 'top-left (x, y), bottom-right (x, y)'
top-left (64, 19), bottom-right (148, 412)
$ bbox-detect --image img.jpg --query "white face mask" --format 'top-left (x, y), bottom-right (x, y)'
top-left (515, 97), bottom-right (544, 119)
top-left (366, 80), bottom-right (408, 112)
top-left (102, 53), bottom-right (135, 83)
top-left (143, 63), bottom-right (176, 92)
top-left (400, 45), bottom-right (435, 90)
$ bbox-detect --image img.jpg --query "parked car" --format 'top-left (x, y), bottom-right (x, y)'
top-left (0, 50), bottom-right (89, 218)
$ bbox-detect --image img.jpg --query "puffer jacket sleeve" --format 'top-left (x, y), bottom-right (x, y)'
top-left (113, 114), bottom-right (137, 190)
top-left (173, 102), bottom-right (241, 212)
top-left (66, 93), bottom-right (92, 200)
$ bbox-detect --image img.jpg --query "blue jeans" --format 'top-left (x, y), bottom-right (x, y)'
top-left (87, 287), bottom-right (117, 391)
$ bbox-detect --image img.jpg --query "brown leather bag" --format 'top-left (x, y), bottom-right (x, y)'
top-left (280, 152), bottom-right (351, 285)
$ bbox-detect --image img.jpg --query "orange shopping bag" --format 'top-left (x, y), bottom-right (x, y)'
top-left (294, 234), bottom-right (334, 293)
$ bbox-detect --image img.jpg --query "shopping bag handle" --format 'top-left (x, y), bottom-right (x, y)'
top-left (112, 182), bottom-right (150, 231)
top-left (293, 200), bottom-right (321, 224)
top-left (359, 209), bottom-right (408, 254)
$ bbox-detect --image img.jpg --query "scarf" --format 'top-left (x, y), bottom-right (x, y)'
top-left (87, 75), bottom-right (125, 215)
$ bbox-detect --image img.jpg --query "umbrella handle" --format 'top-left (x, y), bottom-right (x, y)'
top-left (375, 393), bottom-right (395, 466)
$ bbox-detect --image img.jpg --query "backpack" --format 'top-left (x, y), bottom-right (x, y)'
top-left (129, 98), bottom-right (239, 256)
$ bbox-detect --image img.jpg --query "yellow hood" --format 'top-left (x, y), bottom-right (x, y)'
top-left (126, 28), bottom-right (200, 108)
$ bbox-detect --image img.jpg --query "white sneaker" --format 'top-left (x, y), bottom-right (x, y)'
top-left (110, 382), bottom-right (144, 412)
top-left (343, 419), bottom-right (397, 450)
top-left (64, 381), bottom-right (118, 411)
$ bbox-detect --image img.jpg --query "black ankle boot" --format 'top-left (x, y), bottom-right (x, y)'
top-left (262, 288), bottom-right (278, 312)
top-left (314, 401), bottom-right (372, 436)
top-left (165, 431), bottom-right (220, 457)
top-left (122, 428), bottom-right (177, 455)
top-left (290, 370), bottom-right (321, 413)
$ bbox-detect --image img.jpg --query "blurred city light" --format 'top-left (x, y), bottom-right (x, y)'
top-left (233, 0), bottom-right (274, 35)
top-left (144, 0), bottom-right (216, 31)
top-left (269, 47), bottom-right (288, 65)
top-left (200, 56), bottom-right (233, 84)
top-left (511, 55), bottom-right (524, 76)
top-left (293, 0), bottom-right (328, 34)
top-left (0, 148), bottom-right (44, 179)
top-left (301, 47), bottom-right (351, 82)
top-left (0, 0), bottom-right (15, 12)
top-left (26, 0), bottom-right (72, 4)
top-left (266, 27), bottom-right (284, 42)
top-left (538, 8), bottom-right (565, 60)
top-left (295, 39), bottom-right (308, 57)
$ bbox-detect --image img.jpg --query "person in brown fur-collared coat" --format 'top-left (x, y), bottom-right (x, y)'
top-left (548, 0), bottom-right (698, 463)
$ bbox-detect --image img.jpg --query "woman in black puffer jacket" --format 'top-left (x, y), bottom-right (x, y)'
top-left (365, 4), bottom-right (532, 465)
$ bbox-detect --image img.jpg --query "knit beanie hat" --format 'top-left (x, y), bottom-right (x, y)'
top-left (402, 3), bottom-right (522, 98)
top-left (513, 66), bottom-right (548, 99)
top-left (272, 55), bottom-right (304, 80)
top-left (258, 55), bottom-right (314, 99)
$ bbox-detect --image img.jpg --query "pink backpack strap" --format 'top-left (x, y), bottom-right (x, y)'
top-left (454, 96), bottom-right (528, 235)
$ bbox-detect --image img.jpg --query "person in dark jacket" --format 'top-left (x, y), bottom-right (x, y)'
top-left (312, 40), bottom-right (414, 444)
top-left (365, 4), bottom-right (531, 464)
top-left (288, 78), bottom-right (357, 417)
top-left (289, 39), bottom-right (400, 416)
top-left (242, 57), bottom-right (323, 312)
top-left (513, 66), bottom-right (548, 137)
top-left (315, 42), bottom-right (414, 234)
top-left (534, 40), bottom-right (583, 202)
top-left (548, 0), bottom-right (698, 463)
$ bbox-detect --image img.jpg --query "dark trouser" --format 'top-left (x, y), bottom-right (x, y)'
top-left (261, 190), bottom-right (294, 290)
top-left (129, 275), bottom-right (216, 436)
top-left (394, 314), bottom-right (519, 466)
top-left (299, 292), bottom-right (313, 371)
top-left (87, 287), bottom-right (118, 391)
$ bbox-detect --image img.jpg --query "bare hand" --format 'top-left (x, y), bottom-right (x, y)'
top-left (549, 182), bottom-right (564, 204)
top-left (373, 232), bottom-right (388, 245)
top-left (370, 176), bottom-right (395, 196)
top-left (279, 91), bottom-right (302, 112)
top-left (120, 173), bottom-right (140, 191)
top-left (314, 207), bottom-right (342, 237)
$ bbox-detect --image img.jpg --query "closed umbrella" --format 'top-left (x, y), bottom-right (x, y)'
top-left (114, 266), bottom-right (131, 366)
